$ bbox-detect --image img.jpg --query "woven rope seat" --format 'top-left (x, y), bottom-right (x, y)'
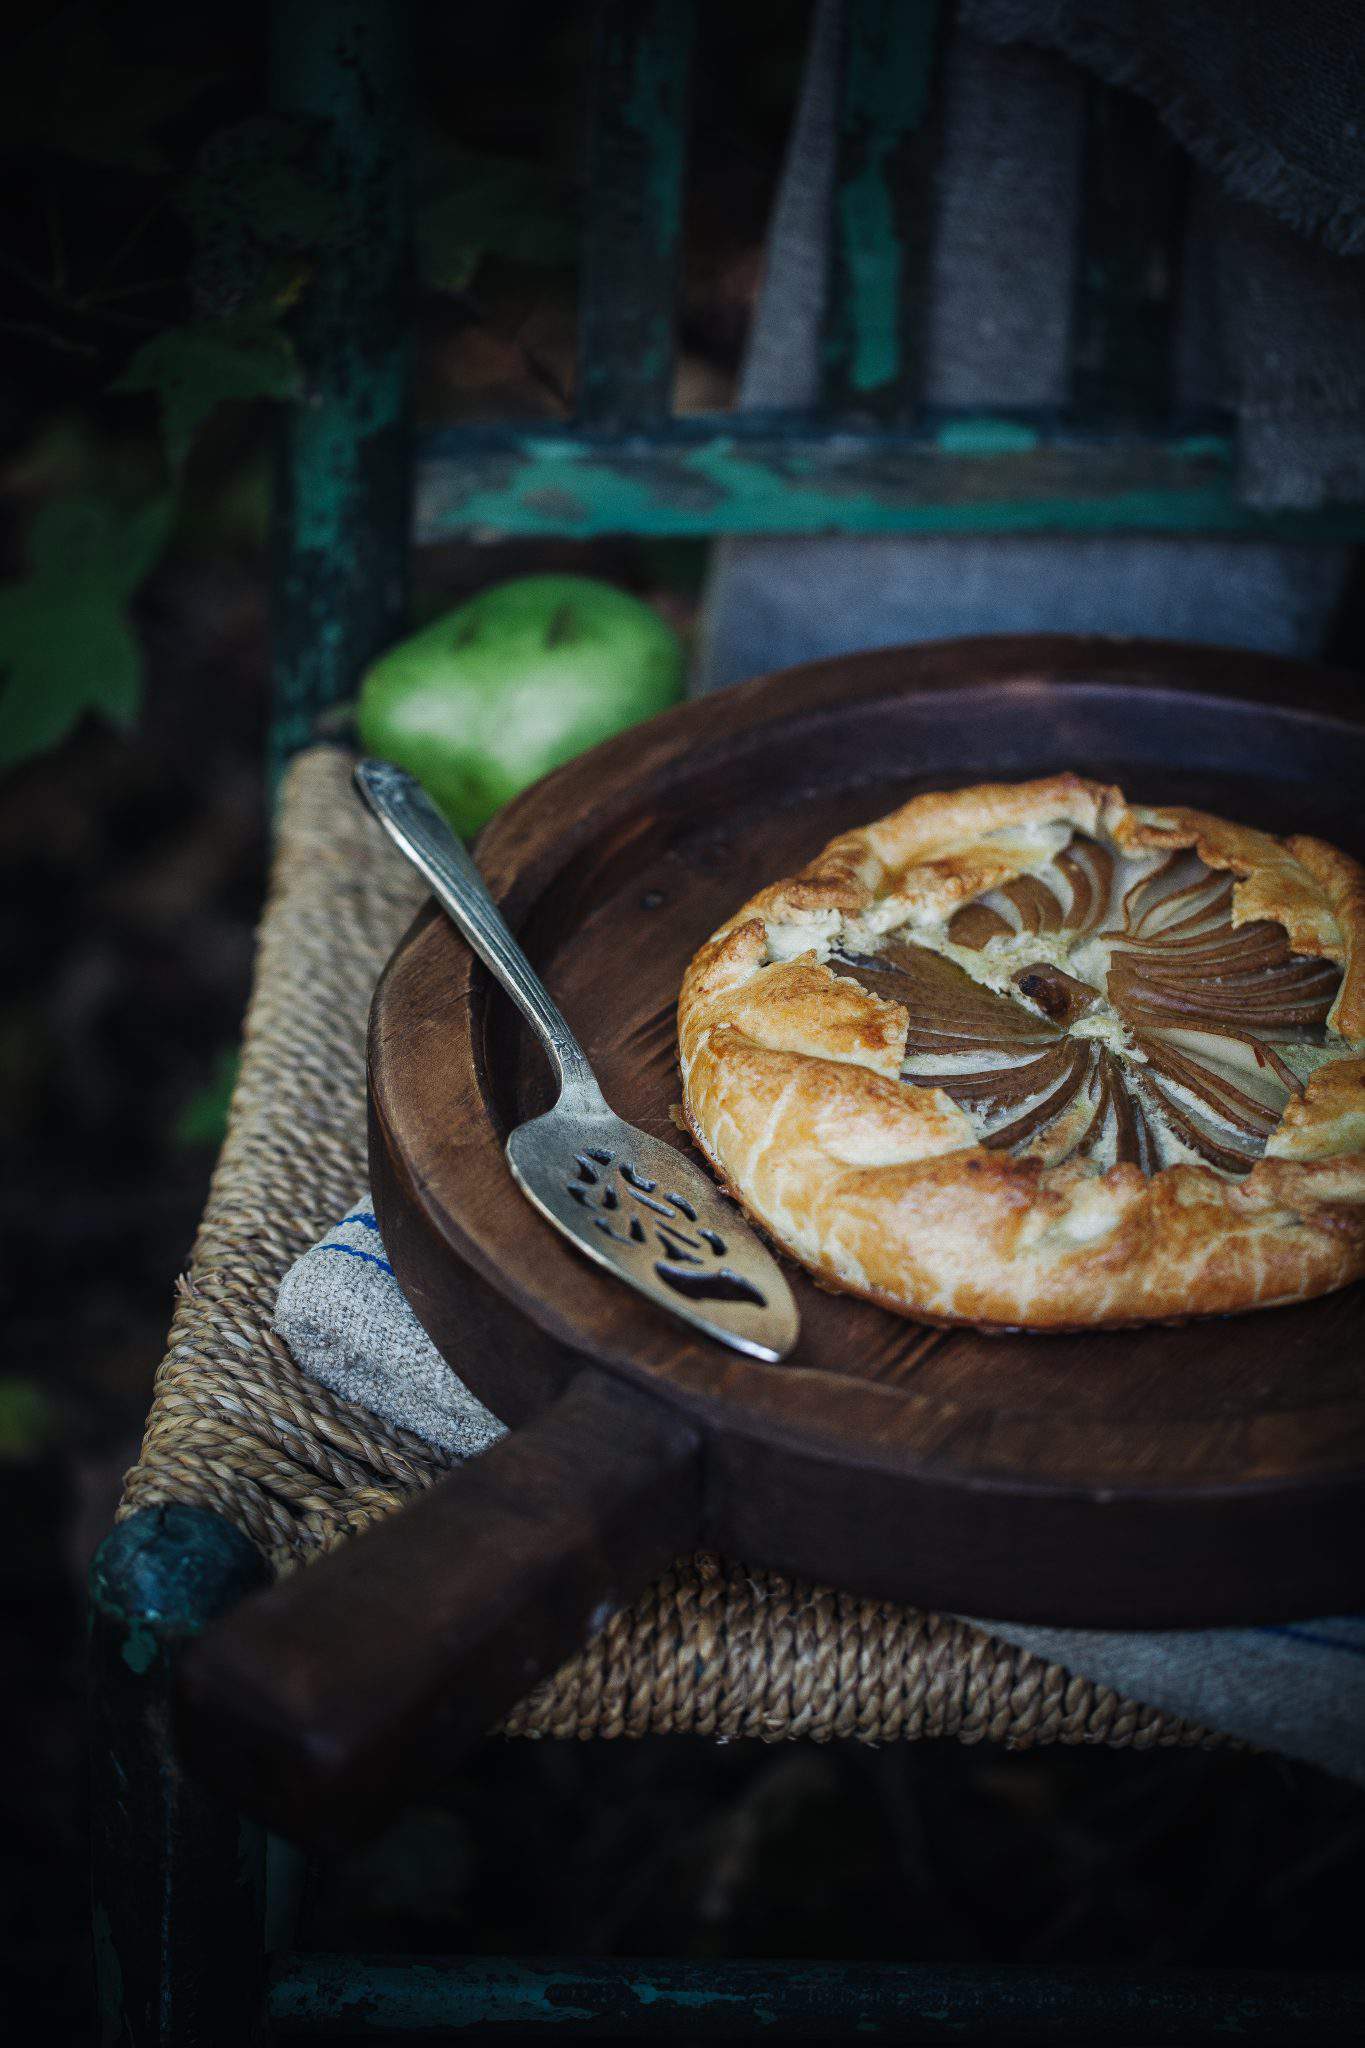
top-left (118, 747), bottom-right (1222, 1752)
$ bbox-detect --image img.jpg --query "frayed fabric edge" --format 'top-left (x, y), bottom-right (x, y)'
top-left (963, 0), bottom-right (1365, 255)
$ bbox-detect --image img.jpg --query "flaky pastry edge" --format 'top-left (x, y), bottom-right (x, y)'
top-left (678, 774), bottom-right (1365, 1329)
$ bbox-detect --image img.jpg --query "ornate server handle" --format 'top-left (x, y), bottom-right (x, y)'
top-left (354, 758), bottom-right (603, 1107)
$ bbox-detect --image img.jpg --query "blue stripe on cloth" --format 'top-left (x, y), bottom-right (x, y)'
top-left (317, 1241), bottom-right (394, 1276)
top-left (342, 1210), bottom-right (380, 1233)
top-left (1257, 1624), bottom-right (1365, 1662)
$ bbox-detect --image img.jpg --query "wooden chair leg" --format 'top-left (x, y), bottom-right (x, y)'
top-left (89, 1505), bottom-right (271, 2048)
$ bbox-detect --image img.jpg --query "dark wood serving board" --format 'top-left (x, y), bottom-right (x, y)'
top-left (183, 638), bottom-right (1365, 1839)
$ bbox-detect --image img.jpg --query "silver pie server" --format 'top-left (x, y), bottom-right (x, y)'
top-left (355, 760), bottom-right (800, 1362)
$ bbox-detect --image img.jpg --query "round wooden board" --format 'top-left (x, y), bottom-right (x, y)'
top-left (370, 636), bottom-right (1365, 1627)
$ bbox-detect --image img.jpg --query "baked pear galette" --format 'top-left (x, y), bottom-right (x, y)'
top-left (678, 776), bottom-right (1365, 1329)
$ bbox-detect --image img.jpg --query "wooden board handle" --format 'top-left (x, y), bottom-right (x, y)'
top-left (176, 1371), bottom-right (703, 1843)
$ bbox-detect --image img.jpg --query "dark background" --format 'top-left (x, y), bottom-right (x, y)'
top-left (4, 4), bottom-right (1365, 2038)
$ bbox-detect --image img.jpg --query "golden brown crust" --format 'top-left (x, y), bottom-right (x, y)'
top-left (678, 776), bottom-right (1365, 1330)
top-left (751, 773), bottom-right (1118, 934)
top-left (1285, 835), bottom-right (1365, 1036)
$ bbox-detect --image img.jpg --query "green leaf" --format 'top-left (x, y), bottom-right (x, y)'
top-left (0, 491), bottom-right (172, 772)
top-left (115, 319), bottom-right (301, 471)
top-left (172, 1048), bottom-right (240, 1149)
top-left (417, 145), bottom-right (575, 295)
top-left (0, 575), bottom-right (141, 767)
top-left (0, 1378), bottom-right (54, 1462)
top-left (28, 493), bottom-right (173, 596)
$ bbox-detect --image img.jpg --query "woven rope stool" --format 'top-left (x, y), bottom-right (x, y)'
top-left (117, 746), bottom-right (1216, 1757)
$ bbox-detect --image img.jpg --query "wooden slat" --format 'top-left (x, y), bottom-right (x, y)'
top-left (1071, 81), bottom-right (1189, 421)
top-left (415, 410), bottom-right (1365, 541)
top-left (575, 0), bottom-right (695, 426)
top-left (821, 0), bottom-right (944, 418)
top-left (270, 1949), bottom-right (1365, 2040)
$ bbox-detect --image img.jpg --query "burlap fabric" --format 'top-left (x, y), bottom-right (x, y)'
top-left (118, 748), bottom-right (1218, 1752)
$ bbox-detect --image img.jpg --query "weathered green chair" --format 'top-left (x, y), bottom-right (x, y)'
top-left (89, 3), bottom-right (1365, 2041)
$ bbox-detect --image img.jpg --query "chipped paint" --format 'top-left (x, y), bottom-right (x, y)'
top-left (829, 1), bottom-right (940, 396)
top-left (121, 1617), bottom-right (159, 1675)
top-left (266, 1954), bottom-right (1365, 2038)
top-left (90, 1504), bottom-right (270, 2046)
top-left (837, 168), bottom-right (903, 395)
top-left (935, 418), bottom-right (1041, 457)
top-left (621, 4), bottom-right (688, 253)
top-left (270, 0), bottom-right (412, 781)
top-left (415, 419), bottom-right (1365, 542)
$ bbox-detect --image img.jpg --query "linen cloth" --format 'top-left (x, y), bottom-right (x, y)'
top-left (967, 0), bottom-right (1365, 509)
top-left (694, 1), bottom-right (1361, 694)
top-left (965, 0), bottom-right (1365, 256)
top-left (274, 1201), bottom-right (506, 1463)
top-left (275, 1202), bottom-right (1365, 1786)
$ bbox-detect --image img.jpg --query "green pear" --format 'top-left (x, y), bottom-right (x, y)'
top-left (358, 574), bottom-right (684, 837)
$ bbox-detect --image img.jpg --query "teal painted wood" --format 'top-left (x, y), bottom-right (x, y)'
top-left (576, 0), bottom-right (695, 425)
top-left (89, 1505), bottom-right (271, 2047)
top-left (1072, 83), bottom-right (1187, 422)
top-left (823, 0), bottom-right (943, 417)
top-left (267, 1952), bottom-right (1365, 2041)
top-left (269, 0), bottom-right (414, 781)
top-left (415, 412), bottom-right (1365, 540)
